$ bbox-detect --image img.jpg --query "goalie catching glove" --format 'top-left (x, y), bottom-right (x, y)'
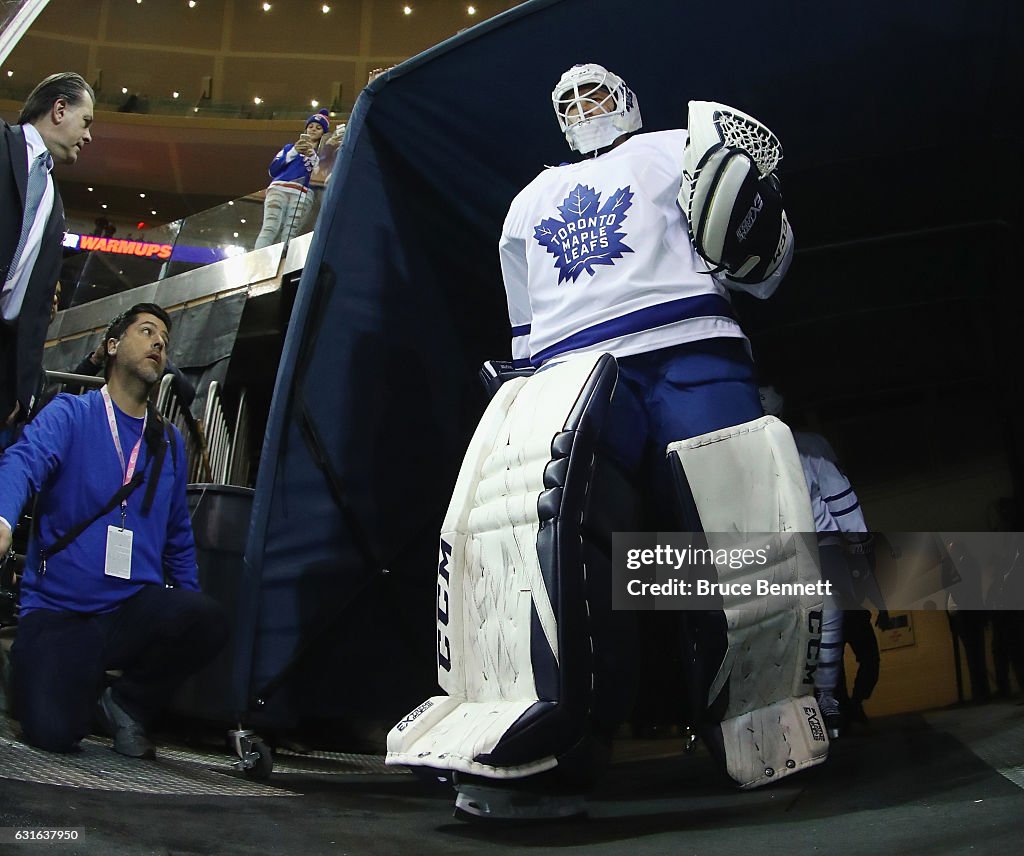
top-left (678, 101), bottom-right (792, 289)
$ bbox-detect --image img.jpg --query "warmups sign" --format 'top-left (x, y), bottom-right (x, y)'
top-left (64, 232), bottom-right (173, 260)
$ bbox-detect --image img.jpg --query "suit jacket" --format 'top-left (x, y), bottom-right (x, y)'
top-left (0, 121), bottom-right (66, 421)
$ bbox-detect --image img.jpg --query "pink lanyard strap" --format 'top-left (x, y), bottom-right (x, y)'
top-left (100, 386), bottom-right (146, 514)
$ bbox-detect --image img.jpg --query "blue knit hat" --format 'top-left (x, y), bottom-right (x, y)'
top-left (305, 109), bottom-right (330, 132)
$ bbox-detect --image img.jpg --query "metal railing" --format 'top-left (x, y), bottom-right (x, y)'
top-left (229, 388), bottom-right (251, 487)
top-left (154, 373), bottom-right (210, 484)
top-left (201, 381), bottom-right (231, 485)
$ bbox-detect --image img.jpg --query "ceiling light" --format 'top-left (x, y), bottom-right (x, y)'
top-left (262, 2), bottom-right (271, 10)
top-left (5, 71), bottom-right (12, 78)
top-left (228, 201), bottom-right (234, 206)
top-left (188, 1), bottom-right (197, 7)
top-left (172, 91), bottom-right (180, 98)
top-left (240, 219), bottom-right (247, 224)
top-left (151, 210), bottom-right (157, 215)
top-left (322, 4), bottom-right (331, 12)
top-left (467, 5), bottom-right (476, 13)
top-left (310, 99), bottom-right (319, 108)
top-left (88, 186), bottom-right (94, 192)
top-left (233, 232), bottom-right (239, 238)
top-left (121, 87), bottom-right (128, 94)
top-left (253, 96), bottom-right (262, 105)
top-left (139, 193), bottom-right (146, 198)
top-left (101, 204), bottom-right (108, 209)
top-left (403, 5), bottom-right (412, 15)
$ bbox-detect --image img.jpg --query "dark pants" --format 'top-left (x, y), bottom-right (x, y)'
top-left (992, 611), bottom-right (1024, 696)
top-left (11, 585), bottom-right (227, 752)
top-left (0, 319), bottom-right (21, 448)
top-left (836, 609), bottom-right (881, 705)
top-left (948, 611), bottom-right (991, 702)
top-left (606, 338), bottom-right (762, 528)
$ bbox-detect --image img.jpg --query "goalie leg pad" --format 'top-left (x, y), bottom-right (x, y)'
top-left (667, 415), bottom-right (829, 787)
top-left (718, 695), bottom-right (829, 788)
top-left (387, 352), bottom-right (641, 785)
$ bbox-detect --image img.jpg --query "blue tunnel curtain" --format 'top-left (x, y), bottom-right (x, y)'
top-left (236, 0), bottom-right (1021, 728)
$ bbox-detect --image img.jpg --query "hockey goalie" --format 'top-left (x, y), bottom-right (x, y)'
top-left (386, 63), bottom-right (826, 818)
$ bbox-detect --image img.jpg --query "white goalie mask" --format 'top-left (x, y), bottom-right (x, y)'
top-left (552, 63), bottom-right (642, 154)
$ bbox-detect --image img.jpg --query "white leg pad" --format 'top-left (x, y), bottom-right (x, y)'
top-left (388, 696), bottom-right (558, 779)
top-left (387, 353), bottom-right (620, 779)
top-left (668, 416), bottom-right (829, 786)
top-left (720, 695), bottom-right (829, 788)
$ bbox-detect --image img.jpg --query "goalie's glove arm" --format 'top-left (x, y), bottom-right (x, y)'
top-left (684, 149), bottom-right (793, 296)
top-left (712, 214), bottom-right (793, 300)
top-left (679, 101), bottom-right (792, 298)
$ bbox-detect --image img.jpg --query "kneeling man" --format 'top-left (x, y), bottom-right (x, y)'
top-left (0, 303), bottom-right (226, 757)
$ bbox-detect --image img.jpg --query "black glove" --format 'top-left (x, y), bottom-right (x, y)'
top-left (478, 359), bottom-right (535, 400)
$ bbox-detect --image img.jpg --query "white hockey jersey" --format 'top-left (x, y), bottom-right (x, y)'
top-left (795, 431), bottom-right (868, 537)
top-left (499, 129), bottom-right (745, 368)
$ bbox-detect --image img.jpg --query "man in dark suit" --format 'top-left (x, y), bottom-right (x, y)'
top-left (1, 72), bottom-right (94, 436)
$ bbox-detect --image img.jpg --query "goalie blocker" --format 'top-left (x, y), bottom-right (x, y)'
top-left (679, 100), bottom-right (793, 293)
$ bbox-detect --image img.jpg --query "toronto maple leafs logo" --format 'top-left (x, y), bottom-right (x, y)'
top-left (534, 184), bottom-right (634, 283)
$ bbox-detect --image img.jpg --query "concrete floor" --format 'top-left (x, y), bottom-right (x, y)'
top-left (1, 697), bottom-right (1023, 856)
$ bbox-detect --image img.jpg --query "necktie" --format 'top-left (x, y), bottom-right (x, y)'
top-left (6, 150), bottom-right (53, 282)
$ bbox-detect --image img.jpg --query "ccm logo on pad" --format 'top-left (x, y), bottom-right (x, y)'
top-left (437, 539), bottom-right (453, 672)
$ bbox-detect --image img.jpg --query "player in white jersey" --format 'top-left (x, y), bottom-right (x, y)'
top-left (496, 65), bottom-right (796, 747)
top-left (796, 434), bottom-right (871, 739)
top-left (500, 63), bottom-right (793, 519)
top-left (386, 69), bottom-right (814, 804)
top-left (761, 385), bottom-right (884, 738)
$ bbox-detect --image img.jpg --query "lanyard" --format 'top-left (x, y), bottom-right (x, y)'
top-left (100, 386), bottom-right (146, 523)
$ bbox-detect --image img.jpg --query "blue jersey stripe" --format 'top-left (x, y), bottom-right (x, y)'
top-left (530, 293), bottom-right (737, 366)
top-left (824, 486), bottom-right (854, 504)
top-left (832, 501), bottom-right (861, 517)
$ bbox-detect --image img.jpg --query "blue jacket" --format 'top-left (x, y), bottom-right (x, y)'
top-left (0, 390), bottom-right (197, 614)
top-left (267, 143), bottom-right (318, 188)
